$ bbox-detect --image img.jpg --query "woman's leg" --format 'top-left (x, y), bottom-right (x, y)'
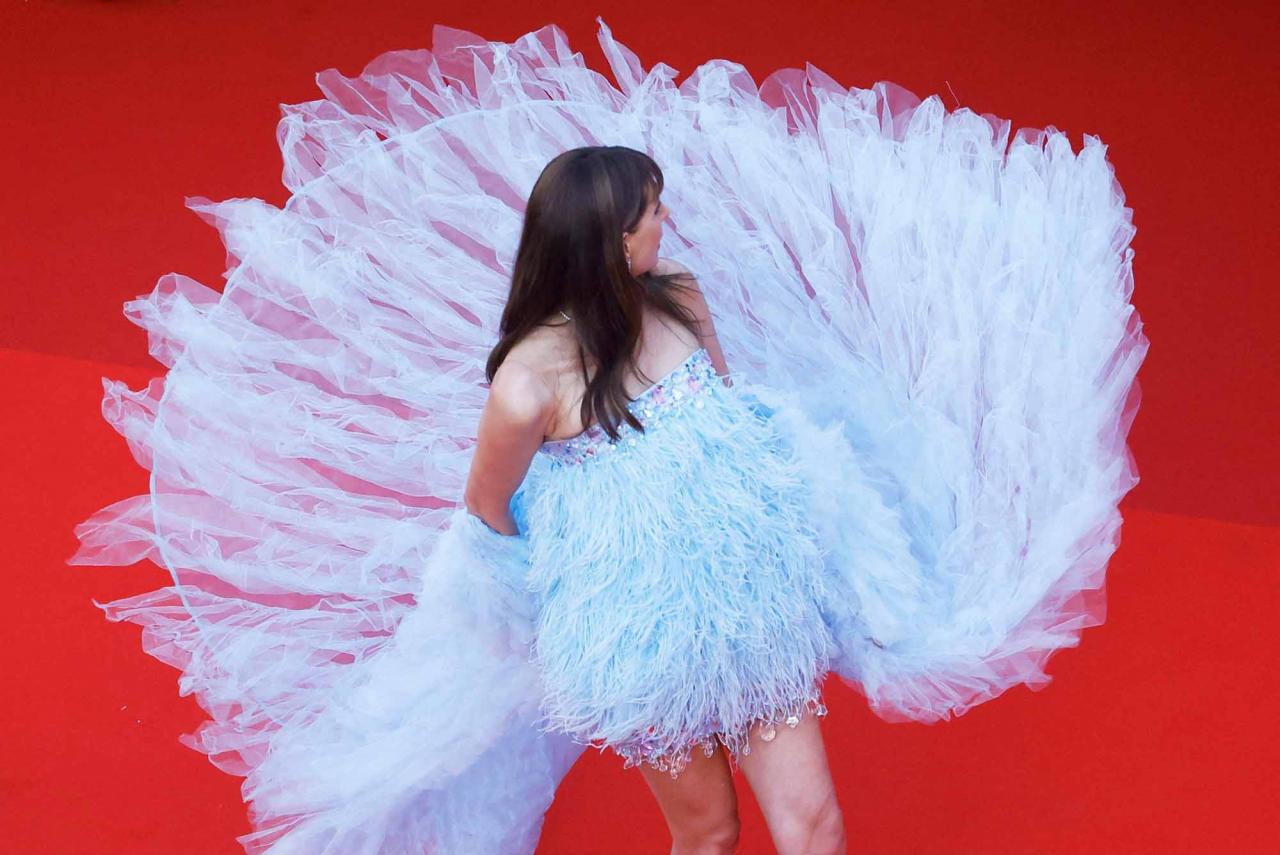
top-left (638, 743), bottom-right (741, 854)
top-left (736, 713), bottom-right (847, 855)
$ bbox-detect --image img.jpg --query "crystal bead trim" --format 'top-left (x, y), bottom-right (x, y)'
top-left (538, 347), bottom-right (717, 466)
top-left (611, 687), bottom-right (829, 779)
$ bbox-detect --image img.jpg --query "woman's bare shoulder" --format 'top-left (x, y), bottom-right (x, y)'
top-left (488, 337), bottom-right (564, 431)
top-left (654, 256), bottom-right (698, 282)
top-left (654, 256), bottom-right (711, 317)
top-left (652, 257), bottom-right (730, 375)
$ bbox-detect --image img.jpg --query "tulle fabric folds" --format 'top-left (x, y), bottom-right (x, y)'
top-left (67, 15), bottom-right (1146, 852)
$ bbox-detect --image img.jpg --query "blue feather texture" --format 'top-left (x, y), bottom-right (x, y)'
top-left (516, 348), bottom-right (836, 777)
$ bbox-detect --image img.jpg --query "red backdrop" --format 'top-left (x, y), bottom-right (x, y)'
top-left (2, 1), bottom-right (1275, 853)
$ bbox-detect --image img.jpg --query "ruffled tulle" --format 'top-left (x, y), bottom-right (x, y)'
top-left (234, 510), bottom-right (583, 853)
top-left (67, 15), bottom-right (1146, 853)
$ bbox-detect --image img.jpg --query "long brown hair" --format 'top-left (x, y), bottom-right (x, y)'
top-left (486, 145), bottom-right (702, 442)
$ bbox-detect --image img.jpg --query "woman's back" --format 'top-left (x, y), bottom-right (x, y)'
top-left (505, 288), bottom-right (709, 445)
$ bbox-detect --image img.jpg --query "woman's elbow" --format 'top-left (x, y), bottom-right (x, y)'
top-left (463, 485), bottom-right (485, 518)
top-left (463, 484), bottom-right (505, 523)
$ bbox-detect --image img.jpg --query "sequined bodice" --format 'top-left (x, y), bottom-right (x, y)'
top-left (538, 347), bottom-right (718, 466)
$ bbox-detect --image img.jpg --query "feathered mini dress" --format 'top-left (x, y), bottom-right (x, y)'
top-left (65, 16), bottom-right (1148, 855)
top-left (519, 346), bottom-right (833, 777)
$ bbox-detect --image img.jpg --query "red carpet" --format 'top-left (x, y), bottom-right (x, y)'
top-left (3, 1), bottom-right (1276, 852)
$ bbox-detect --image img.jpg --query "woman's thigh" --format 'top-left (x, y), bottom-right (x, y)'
top-left (638, 743), bottom-right (739, 836)
top-left (735, 714), bottom-right (844, 848)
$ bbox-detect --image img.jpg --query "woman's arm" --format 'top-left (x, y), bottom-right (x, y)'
top-left (463, 359), bottom-right (557, 536)
top-left (657, 257), bottom-right (732, 383)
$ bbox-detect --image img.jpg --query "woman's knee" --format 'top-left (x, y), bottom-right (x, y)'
top-left (671, 811), bottom-right (740, 854)
top-left (811, 792), bottom-right (847, 851)
top-left (774, 789), bottom-right (846, 855)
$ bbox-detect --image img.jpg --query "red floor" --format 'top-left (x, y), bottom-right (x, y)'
top-left (4, 1), bottom-right (1277, 852)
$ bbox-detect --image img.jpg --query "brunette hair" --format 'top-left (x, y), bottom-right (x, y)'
top-left (486, 145), bottom-right (702, 441)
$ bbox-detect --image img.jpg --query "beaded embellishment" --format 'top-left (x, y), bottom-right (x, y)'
top-left (611, 687), bottom-right (829, 779)
top-left (538, 347), bottom-right (718, 466)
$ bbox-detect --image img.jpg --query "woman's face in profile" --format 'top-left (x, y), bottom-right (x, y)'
top-left (625, 190), bottom-right (668, 275)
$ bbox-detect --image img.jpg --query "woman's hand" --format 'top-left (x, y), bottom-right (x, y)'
top-left (463, 358), bottom-right (558, 536)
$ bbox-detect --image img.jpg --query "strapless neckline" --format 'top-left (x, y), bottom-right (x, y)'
top-left (540, 346), bottom-right (710, 449)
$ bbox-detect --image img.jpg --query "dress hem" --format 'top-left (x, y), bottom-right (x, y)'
top-left (600, 683), bottom-right (830, 779)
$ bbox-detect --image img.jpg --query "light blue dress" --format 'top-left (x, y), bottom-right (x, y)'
top-left (515, 346), bottom-right (834, 776)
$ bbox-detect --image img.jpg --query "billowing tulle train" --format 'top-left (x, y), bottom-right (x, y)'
top-left (67, 16), bottom-right (1147, 853)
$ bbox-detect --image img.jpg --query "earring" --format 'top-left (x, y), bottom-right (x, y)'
top-left (624, 243), bottom-right (632, 272)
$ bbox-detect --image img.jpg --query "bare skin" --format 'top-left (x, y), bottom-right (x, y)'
top-left (636, 713), bottom-right (845, 855)
top-left (734, 715), bottom-right (847, 854)
top-left (638, 744), bottom-right (741, 854)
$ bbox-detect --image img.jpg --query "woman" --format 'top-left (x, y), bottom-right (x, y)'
top-left (67, 18), bottom-right (1145, 854)
top-left (464, 145), bottom-right (845, 853)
